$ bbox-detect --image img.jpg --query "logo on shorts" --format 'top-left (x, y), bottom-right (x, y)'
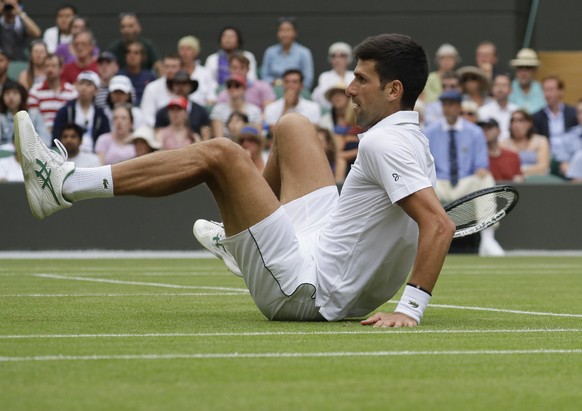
top-left (392, 173), bottom-right (400, 182)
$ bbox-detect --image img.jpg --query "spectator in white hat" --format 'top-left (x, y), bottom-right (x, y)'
top-left (52, 70), bottom-right (110, 152)
top-left (508, 48), bottom-right (546, 114)
top-left (312, 42), bottom-right (355, 110)
top-left (125, 125), bottom-right (160, 157)
top-left (105, 74), bottom-right (145, 129)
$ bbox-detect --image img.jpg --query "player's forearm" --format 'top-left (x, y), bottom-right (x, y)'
top-left (408, 216), bottom-right (454, 292)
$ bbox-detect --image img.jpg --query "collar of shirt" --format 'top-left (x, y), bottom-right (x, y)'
top-left (544, 103), bottom-right (565, 119)
top-left (275, 42), bottom-right (298, 55)
top-left (440, 116), bottom-right (464, 132)
top-left (358, 110), bottom-right (419, 140)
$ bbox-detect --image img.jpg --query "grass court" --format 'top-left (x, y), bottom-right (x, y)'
top-left (1, 255), bottom-right (581, 410)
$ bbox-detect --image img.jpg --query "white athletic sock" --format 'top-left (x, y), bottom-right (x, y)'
top-left (62, 165), bottom-right (114, 202)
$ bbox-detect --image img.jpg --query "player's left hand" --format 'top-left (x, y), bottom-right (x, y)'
top-left (361, 312), bottom-right (418, 328)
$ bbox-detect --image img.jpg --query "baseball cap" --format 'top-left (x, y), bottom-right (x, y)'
top-left (109, 75), bottom-right (133, 93)
top-left (167, 96), bottom-right (187, 110)
top-left (97, 51), bottom-right (117, 63)
top-left (125, 126), bottom-right (161, 150)
top-left (76, 71), bottom-right (101, 88)
top-left (439, 90), bottom-right (463, 102)
top-left (477, 118), bottom-right (500, 128)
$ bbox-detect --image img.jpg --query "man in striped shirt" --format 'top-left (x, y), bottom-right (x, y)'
top-left (27, 53), bottom-right (78, 131)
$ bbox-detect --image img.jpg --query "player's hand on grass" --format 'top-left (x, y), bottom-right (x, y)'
top-left (361, 312), bottom-right (418, 328)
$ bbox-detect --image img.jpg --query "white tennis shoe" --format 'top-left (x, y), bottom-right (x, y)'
top-left (193, 219), bottom-right (242, 277)
top-left (14, 110), bottom-right (75, 220)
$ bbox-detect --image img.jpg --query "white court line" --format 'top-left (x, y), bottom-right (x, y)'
top-left (1, 328), bottom-right (581, 340)
top-left (2, 349), bottom-right (582, 362)
top-left (429, 303), bottom-right (582, 318)
top-left (1, 293), bottom-right (244, 298)
top-left (34, 273), bottom-right (249, 293)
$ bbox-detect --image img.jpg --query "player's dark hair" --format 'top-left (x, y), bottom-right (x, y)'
top-left (354, 33), bottom-right (429, 109)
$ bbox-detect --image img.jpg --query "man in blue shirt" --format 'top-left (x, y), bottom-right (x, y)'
top-left (425, 90), bottom-right (504, 256)
top-left (260, 17), bottom-right (314, 89)
top-left (508, 48), bottom-right (546, 114)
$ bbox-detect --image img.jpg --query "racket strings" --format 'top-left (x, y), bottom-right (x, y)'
top-left (447, 192), bottom-right (515, 230)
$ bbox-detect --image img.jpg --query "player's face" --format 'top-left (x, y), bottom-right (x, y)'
top-left (346, 59), bottom-right (390, 128)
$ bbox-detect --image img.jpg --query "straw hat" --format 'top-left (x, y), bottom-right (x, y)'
top-left (509, 48), bottom-right (541, 67)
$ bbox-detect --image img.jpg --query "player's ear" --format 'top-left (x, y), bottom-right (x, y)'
top-left (384, 79), bottom-right (404, 103)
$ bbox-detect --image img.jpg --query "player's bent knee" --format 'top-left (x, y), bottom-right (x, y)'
top-left (202, 137), bottom-right (252, 170)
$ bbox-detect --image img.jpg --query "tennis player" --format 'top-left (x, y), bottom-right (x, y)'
top-left (15, 33), bottom-right (455, 327)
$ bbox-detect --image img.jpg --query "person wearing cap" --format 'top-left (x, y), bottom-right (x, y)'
top-left (27, 53), bottom-right (78, 131)
top-left (117, 41), bottom-right (156, 106)
top-left (477, 73), bottom-right (518, 141)
top-left (140, 54), bottom-right (181, 127)
top-left (423, 43), bottom-right (460, 104)
top-left (0, 0), bottom-right (42, 61)
top-left (52, 70), bottom-right (110, 152)
top-left (95, 51), bottom-right (120, 110)
top-left (260, 17), bottom-right (314, 89)
top-left (107, 12), bottom-right (160, 73)
top-left (479, 118), bottom-right (523, 182)
top-left (508, 48), bottom-right (546, 114)
top-left (210, 74), bottom-right (262, 139)
top-left (424, 71), bottom-right (464, 128)
top-left (456, 66), bottom-right (491, 107)
top-left (425, 89), bottom-right (503, 256)
top-left (312, 42), bottom-right (355, 110)
top-left (204, 26), bottom-right (258, 86)
top-left (105, 75), bottom-right (145, 129)
top-left (177, 35), bottom-right (217, 107)
top-left (125, 125), bottom-right (160, 157)
top-left (58, 123), bottom-right (100, 167)
top-left (532, 76), bottom-right (578, 164)
top-left (236, 124), bottom-right (267, 172)
top-left (154, 70), bottom-right (210, 141)
top-left (156, 96), bottom-right (199, 150)
top-left (61, 30), bottom-right (99, 86)
top-left (264, 68), bottom-right (321, 131)
top-left (215, 52), bottom-right (276, 111)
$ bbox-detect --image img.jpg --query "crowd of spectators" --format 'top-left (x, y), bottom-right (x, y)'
top-left (1, 5), bottom-right (581, 199)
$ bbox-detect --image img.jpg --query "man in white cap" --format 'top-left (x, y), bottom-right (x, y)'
top-left (508, 48), bottom-right (546, 114)
top-left (52, 70), bottom-right (111, 152)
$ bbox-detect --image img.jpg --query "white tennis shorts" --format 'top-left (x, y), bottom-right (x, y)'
top-left (221, 185), bottom-right (339, 321)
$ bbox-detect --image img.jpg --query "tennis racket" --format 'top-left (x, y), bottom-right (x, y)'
top-left (444, 185), bottom-right (519, 238)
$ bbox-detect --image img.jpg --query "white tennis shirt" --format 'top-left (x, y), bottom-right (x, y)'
top-left (315, 111), bottom-right (436, 321)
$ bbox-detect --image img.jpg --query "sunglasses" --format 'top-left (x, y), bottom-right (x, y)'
top-left (227, 82), bottom-right (243, 89)
top-left (463, 75), bottom-right (480, 81)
